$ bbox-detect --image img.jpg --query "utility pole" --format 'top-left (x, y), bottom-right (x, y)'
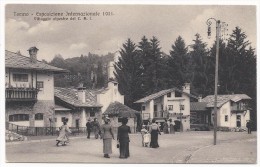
top-left (206, 18), bottom-right (227, 145)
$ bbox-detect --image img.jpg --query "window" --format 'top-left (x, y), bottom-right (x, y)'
top-left (13, 74), bottom-right (28, 82)
top-left (167, 92), bottom-right (171, 97)
top-left (154, 105), bottom-right (157, 112)
top-left (37, 81), bottom-right (44, 89)
top-left (175, 91), bottom-right (182, 97)
top-left (225, 115), bottom-right (228, 122)
top-left (180, 105), bottom-right (184, 110)
top-left (9, 114), bottom-right (29, 122)
top-left (90, 111), bottom-right (95, 117)
top-left (168, 105), bottom-right (173, 111)
top-left (142, 106), bottom-right (146, 111)
top-left (35, 113), bottom-right (43, 120)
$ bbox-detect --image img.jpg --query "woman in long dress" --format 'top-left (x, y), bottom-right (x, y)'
top-left (56, 118), bottom-right (71, 146)
top-left (100, 117), bottom-right (114, 158)
top-left (117, 117), bottom-right (131, 159)
top-left (149, 119), bottom-right (161, 148)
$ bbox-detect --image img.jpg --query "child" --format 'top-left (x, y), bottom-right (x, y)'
top-left (141, 125), bottom-right (150, 147)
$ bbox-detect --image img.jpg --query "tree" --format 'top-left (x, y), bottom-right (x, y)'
top-left (114, 39), bottom-right (143, 108)
top-left (190, 34), bottom-right (213, 96)
top-left (168, 36), bottom-right (190, 88)
top-left (96, 61), bottom-right (105, 88)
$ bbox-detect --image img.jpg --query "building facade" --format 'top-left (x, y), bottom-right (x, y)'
top-left (201, 94), bottom-right (251, 129)
top-left (5, 47), bottom-right (68, 127)
top-left (135, 83), bottom-right (197, 131)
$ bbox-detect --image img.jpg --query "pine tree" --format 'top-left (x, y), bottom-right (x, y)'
top-left (96, 61), bottom-right (105, 88)
top-left (114, 39), bottom-right (143, 107)
top-left (190, 34), bottom-right (213, 96)
top-left (168, 36), bottom-right (189, 88)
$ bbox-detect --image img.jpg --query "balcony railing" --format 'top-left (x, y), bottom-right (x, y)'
top-left (6, 88), bottom-right (38, 101)
top-left (231, 105), bottom-right (248, 111)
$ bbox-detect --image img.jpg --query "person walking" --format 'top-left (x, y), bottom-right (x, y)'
top-left (149, 119), bottom-right (161, 148)
top-left (162, 119), bottom-right (169, 134)
top-left (100, 117), bottom-right (114, 158)
top-left (86, 118), bottom-right (92, 139)
top-left (246, 120), bottom-right (252, 134)
top-left (92, 118), bottom-right (100, 139)
top-left (56, 118), bottom-right (71, 146)
top-left (117, 117), bottom-right (131, 159)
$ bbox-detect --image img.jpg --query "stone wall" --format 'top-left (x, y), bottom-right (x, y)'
top-left (6, 100), bottom-right (55, 127)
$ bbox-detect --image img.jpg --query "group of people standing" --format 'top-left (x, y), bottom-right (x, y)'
top-left (99, 116), bottom-right (131, 159)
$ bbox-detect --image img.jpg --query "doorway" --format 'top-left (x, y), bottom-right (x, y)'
top-left (236, 115), bottom-right (241, 127)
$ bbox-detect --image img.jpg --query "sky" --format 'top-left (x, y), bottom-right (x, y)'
top-left (5, 4), bottom-right (256, 62)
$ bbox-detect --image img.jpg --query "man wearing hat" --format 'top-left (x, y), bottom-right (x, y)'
top-left (86, 118), bottom-right (92, 139)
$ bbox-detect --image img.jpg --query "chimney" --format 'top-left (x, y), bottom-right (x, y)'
top-left (182, 83), bottom-right (190, 94)
top-left (198, 95), bottom-right (202, 102)
top-left (28, 46), bottom-right (39, 63)
top-left (77, 83), bottom-right (86, 103)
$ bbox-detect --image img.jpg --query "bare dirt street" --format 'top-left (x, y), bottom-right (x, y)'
top-left (6, 131), bottom-right (257, 164)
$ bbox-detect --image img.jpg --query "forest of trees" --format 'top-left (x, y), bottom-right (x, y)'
top-left (114, 27), bottom-right (256, 128)
top-left (48, 26), bottom-right (256, 129)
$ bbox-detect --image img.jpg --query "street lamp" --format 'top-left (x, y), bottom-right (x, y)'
top-left (206, 18), bottom-right (228, 145)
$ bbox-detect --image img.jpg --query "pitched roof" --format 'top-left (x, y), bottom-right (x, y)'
top-left (5, 50), bottom-right (68, 73)
top-left (103, 101), bottom-right (139, 118)
top-left (55, 87), bottom-right (102, 108)
top-left (135, 88), bottom-right (198, 103)
top-left (190, 102), bottom-right (208, 111)
top-left (201, 94), bottom-right (251, 108)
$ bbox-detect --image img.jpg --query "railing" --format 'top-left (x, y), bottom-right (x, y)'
top-left (6, 88), bottom-right (38, 101)
top-left (6, 122), bottom-right (136, 136)
top-left (231, 105), bottom-right (248, 111)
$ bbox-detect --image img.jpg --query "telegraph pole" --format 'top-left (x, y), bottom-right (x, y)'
top-left (206, 18), bottom-right (224, 145)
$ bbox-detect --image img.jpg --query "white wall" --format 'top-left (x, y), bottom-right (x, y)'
top-left (9, 121), bottom-right (29, 127)
top-left (35, 120), bottom-right (44, 127)
top-left (97, 81), bottom-right (124, 113)
top-left (55, 111), bottom-right (73, 127)
top-left (37, 73), bottom-right (54, 101)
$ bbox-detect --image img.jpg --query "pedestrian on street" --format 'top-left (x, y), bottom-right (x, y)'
top-left (100, 117), bottom-right (114, 158)
top-left (56, 118), bottom-right (71, 146)
top-left (246, 120), bottom-right (252, 134)
top-left (117, 117), bottom-right (131, 159)
top-left (149, 118), bottom-right (161, 148)
top-left (162, 119), bottom-right (169, 134)
top-left (92, 118), bottom-right (100, 139)
top-left (86, 118), bottom-right (92, 139)
top-left (169, 119), bottom-right (175, 134)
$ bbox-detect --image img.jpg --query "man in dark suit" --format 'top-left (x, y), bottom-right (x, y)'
top-left (117, 117), bottom-right (131, 159)
top-left (246, 120), bottom-right (252, 134)
top-left (86, 118), bottom-right (92, 139)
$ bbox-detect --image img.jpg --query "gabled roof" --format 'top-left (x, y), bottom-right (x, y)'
top-left (103, 101), bottom-right (139, 118)
top-left (134, 88), bottom-right (198, 103)
top-left (201, 94), bottom-right (251, 108)
top-left (5, 50), bottom-right (68, 73)
top-left (55, 87), bottom-right (102, 108)
top-left (190, 102), bottom-right (208, 111)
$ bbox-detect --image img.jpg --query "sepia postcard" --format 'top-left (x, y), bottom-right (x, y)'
top-left (2, 1), bottom-right (258, 166)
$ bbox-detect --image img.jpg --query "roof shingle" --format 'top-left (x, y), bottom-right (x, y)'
top-left (135, 88), bottom-right (198, 103)
top-left (190, 102), bottom-right (208, 111)
top-left (55, 87), bottom-right (102, 107)
top-left (5, 50), bottom-right (68, 73)
top-left (201, 94), bottom-right (251, 108)
top-left (103, 101), bottom-right (139, 118)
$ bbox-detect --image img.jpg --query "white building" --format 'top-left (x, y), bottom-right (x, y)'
top-left (54, 80), bottom-right (124, 127)
top-left (135, 83), bottom-right (198, 131)
top-left (5, 47), bottom-right (68, 127)
top-left (201, 94), bottom-right (251, 129)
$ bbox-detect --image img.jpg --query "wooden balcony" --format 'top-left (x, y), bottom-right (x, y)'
top-left (231, 105), bottom-right (248, 112)
top-left (6, 88), bottom-right (38, 101)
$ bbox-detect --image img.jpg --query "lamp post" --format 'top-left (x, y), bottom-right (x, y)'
top-left (206, 18), bottom-right (226, 145)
